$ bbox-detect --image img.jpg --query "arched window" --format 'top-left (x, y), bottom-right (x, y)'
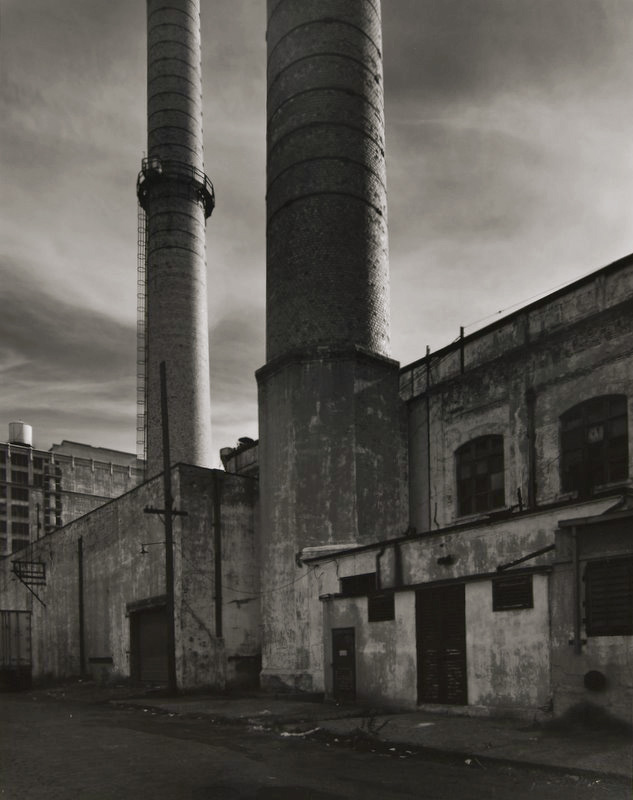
top-left (560, 395), bottom-right (628, 496)
top-left (456, 435), bottom-right (505, 516)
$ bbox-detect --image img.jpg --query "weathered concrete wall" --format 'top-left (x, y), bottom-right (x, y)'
top-left (258, 349), bottom-right (407, 690)
top-left (402, 257), bottom-right (633, 532)
top-left (310, 497), bottom-right (619, 713)
top-left (324, 592), bottom-right (417, 708)
top-left (466, 576), bottom-right (550, 709)
top-left (0, 475), bottom-right (166, 682)
top-left (176, 468), bottom-right (259, 690)
top-left (0, 465), bottom-right (259, 690)
top-left (550, 522), bottom-right (633, 725)
top-left (319, 575), bottom-right (550, 712)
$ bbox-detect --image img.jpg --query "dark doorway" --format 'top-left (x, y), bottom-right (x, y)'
top-left (332, 627), bottom-right (355, 703)
top-left (416, 584), bottom-right (467, 705)
top-left (130, 606), bottom-right (168, 684)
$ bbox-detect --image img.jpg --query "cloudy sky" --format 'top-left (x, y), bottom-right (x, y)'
top-left (1, 1), bottom-right (632, 459)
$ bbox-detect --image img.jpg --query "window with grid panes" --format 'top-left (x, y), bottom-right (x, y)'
top-left (11, 487), bottom-right (28, 502)
top-left (11, 470), bottom-right (28, 485)
top-left (10, 453), bottom-right (29, 467)
top-left (561, 396), bottom-right (628, 496)
top-left (456, 435), bottom-right (505, 516)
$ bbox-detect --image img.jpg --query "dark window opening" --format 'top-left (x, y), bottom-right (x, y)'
top-left (585, 557), bottom-right (633, 636)
top-left (340, 572), bottom-right (376, 597)
top-left (368, 591), bottom-right (395, 622)
top-left (456, 435), bottom-right (505, 516)
top-left (11, 487), bottom-right (29, 502)
top-left (11, 505), bottom-right (29, 518)
top-left (10, 453), bottom-right (29, 467)
top-left (492, 574), bottom-right (534, 611)
top-left (11, 471), bottom-right (29, 486)
top-left (561, 395), bottom-right (628, 497)
top-left (11, 538), bottom-right (30, 553)
top-left (12, 522), bottom-right (29, 536)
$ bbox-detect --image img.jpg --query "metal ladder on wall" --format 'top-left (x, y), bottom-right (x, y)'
top-left (136, 200), bottom-right (148, 470)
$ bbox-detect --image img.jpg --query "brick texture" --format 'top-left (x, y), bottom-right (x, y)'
top-left (266, 0), bottom-right (391, 360)
top-left (145, 0), bottom-right (213, 474)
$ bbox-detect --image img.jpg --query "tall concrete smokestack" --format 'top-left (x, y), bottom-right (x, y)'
top-left (258, 0), bottom-right (406, 692)
top-left (137, 0), bottom-right (214, 475)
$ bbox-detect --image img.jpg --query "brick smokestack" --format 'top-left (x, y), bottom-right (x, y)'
top-left (258, 0), bottom-right (406, 693)
top-left (266, 0), bottom-right (391, 361)
top-left (138, 0), bottom-right (215, 475)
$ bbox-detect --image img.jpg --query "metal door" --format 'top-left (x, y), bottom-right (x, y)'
top-left (130, 606), bottom-right (168, 684)
top-left (416, 584), bottom-right (467, 704)
top-left (332, 627), bottom-right (355, 703)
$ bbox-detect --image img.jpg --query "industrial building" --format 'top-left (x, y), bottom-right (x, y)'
top-left (0, 422), bottom-right (142, 557)
top-left (1, 0), bottom-right (631, 728)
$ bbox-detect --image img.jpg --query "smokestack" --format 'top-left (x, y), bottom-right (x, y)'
top-left (266, 0), bottom-right (391, 361)
top-left (137, 0), bottom-right (214, 475)
top-left (258, 1), bottom-right (405, 692)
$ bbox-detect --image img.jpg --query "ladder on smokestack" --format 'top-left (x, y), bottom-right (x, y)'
top-left (136, 199), bottom-right (148, 471)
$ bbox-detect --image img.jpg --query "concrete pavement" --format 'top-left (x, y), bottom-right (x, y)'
top-left (113, 692), bottom-right (632, 782)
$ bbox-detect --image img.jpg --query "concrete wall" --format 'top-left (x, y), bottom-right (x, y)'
top-left (319, 573), bottom-right (550, 713)
top-left (0, 464), bottom-right (259, 690)
top-left (258, 349), bottom-right (407, 690)
top-left (0, 474), bottom-right (166, 682)
top-left (324, 591), bottom-right (417, 708)
top-left (176, 468), bottom-right (260, 690)
top-left (550, 521), bottom-right (633, 725)
top-left (466, 575), bottom-right (550, 709)
top-left (402, 257), bottom-right (633, 532)
top-left (310, 497), bottom-right (620, 714)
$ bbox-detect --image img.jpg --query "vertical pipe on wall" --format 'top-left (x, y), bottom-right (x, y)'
top-left (78, 536), bottom-right (86, 677)
top-left (160, 362), bottom-right (178, 694)
top-left (526, 387), bottom-right (537, 508)
top-left (213, 472), bottom-right (223, 639)
top-left (571, 527), bottom-right (582, 655)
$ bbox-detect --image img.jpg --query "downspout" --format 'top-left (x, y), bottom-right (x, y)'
top-left (213, 472), bottom-right (223, 638)
top-left (78, 537), bottom-right (86, 676)
top-left (526, 387), bottom-right (537, 509)
top-left (572, 526), bottom-right (582, 654)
